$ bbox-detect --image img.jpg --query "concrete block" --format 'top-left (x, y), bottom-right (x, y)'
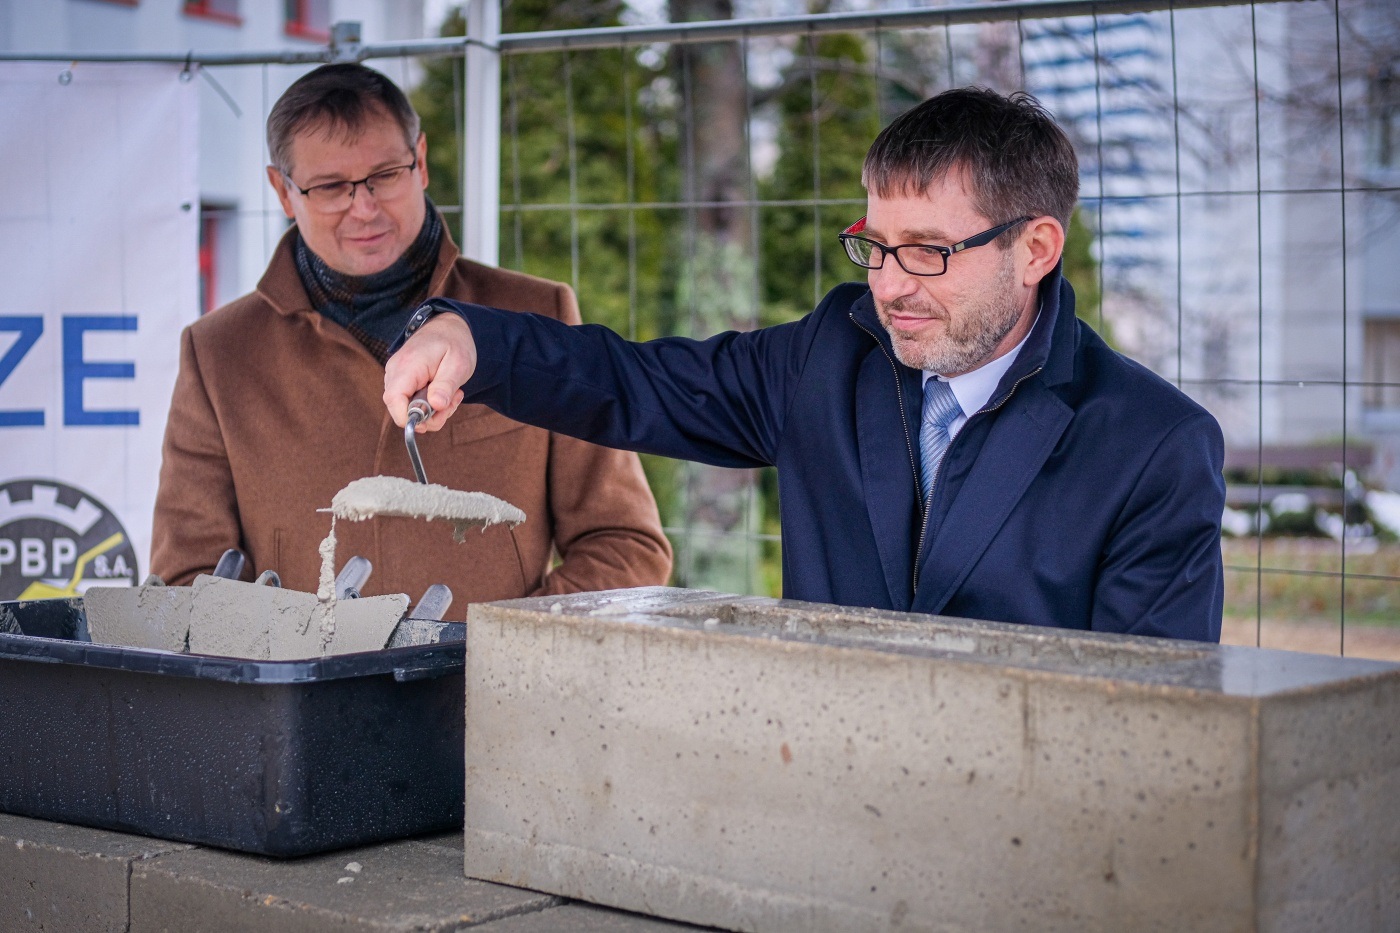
top-left (0, 812), bottom-right (192, 933)
top-left (462, 587), bottom-right (1400, 933)
top-left (130, 837), bottom-right (560, 932)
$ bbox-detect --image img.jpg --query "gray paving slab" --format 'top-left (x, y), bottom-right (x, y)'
top-left (412, 829), bottom-right (464, 852)
top-left (480, 904), bottom-right (713, 931)
top-left (404, 834), bottom-right (717, 929)
top-left (130, 838), bottom-right (561, 932)
top-left (0, 811), bottom-right (193, 933)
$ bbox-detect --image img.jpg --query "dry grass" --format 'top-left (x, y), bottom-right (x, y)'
top-left (1220, 538), bottom-right (1400, 661)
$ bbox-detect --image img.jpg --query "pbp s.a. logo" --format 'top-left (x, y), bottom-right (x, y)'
top-left (0, 479), bottom-right (138, 600)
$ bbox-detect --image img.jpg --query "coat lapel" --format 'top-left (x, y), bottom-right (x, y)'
top-left (913, 381), bottom-right (1072, 616)
top-left (853, 319), bottom-right (923, 611)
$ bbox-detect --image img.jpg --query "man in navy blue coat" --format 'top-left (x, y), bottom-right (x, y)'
top-left (384, 88), bottom-right (1226, 642)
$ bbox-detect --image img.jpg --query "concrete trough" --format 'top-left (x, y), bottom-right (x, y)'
top-left (462, 587), bottom-right (1400, 933)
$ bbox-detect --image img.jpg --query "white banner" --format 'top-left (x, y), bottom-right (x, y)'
top-left (0, 62), bottom-right (198, 600)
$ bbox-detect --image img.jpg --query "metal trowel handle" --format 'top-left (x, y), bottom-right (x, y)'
top-left (335, 556), bottom-right (372, 600)
top-left (412, 584), bottom-right (453, 621)
top-left (404, 390), bottom-right (434, 485)
top-left (213, 548), bottom-right (246, 580)
top-left (407, 390), bottom-right (434, 426)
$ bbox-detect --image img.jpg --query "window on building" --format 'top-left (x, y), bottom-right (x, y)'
top-left (285, 0), bottom-right (330, 42)
top-left (184, 0), bottom-right (241, 24)
top-left (1364, 318), bottom-right (1400, 411)
top-left (198, 212), bottom-right (218, 316)
top-left (197, 203), bottom-right (238, 316)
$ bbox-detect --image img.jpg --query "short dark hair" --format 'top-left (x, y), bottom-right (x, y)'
top-left (267, 63), bottom-right (421, 175)
top-left (862, 87), bottom-right (1079, 239)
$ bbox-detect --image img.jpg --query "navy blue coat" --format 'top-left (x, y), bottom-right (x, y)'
top-left (426, 267), bottom-right (1225, 641)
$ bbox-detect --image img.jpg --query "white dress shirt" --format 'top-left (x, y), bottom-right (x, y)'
top-left (921, 320), bottom-right (1037, 441)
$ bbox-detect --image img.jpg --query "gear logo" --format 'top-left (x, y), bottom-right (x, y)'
top-left (0, 479), bottom-right (138, 600)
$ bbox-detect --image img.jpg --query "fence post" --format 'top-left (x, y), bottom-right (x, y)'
top-left (462, 0), bottom-right (501, 266)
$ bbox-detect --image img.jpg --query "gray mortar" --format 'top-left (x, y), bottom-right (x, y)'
top-left (330, 475), bottom-right (526, 542)
top-left (315, 522), bottom-right (341, 650)
top-left (85, 582), bottom-right (193, 653)
top-left (312, 476), bottom-right (527, 648)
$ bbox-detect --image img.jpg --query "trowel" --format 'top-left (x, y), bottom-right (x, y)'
top-left (86, 548), bottom-right (248, 652)
top-left (412, 583), bottom-right (453, 620)
top-left (404, 391), bottom-right (433, 485)
top-left (186, 554), bottom-right (409, 661)
top-left (291, 392), bottom-right (525, 654)
top-left (387, 584), bottom-right (463, 647)
top-left (335, 556), bottom-right (372, 599)
top-left (212, 547), bottom-right (246, 581)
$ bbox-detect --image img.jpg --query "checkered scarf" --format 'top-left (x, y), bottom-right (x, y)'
top-left (294, 198), bottom-right (443, 365)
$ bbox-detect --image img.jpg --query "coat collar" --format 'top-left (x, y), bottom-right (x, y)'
top-left (1024, 262), bottom-right (1077, 390)
top-left (851, 333), bottom-right (922, 609)
top-left (255, 212), bottom-right (464, 320)
top-left (846, 260), bottom-right (1076, 402)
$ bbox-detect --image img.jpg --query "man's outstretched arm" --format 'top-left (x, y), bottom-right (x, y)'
top-left (385, 297), bottom-right (823, 470)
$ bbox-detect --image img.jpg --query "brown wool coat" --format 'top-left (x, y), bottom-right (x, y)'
top-left (150, 223), bottom-right (672, 604)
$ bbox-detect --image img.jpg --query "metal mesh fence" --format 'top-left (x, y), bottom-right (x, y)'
top-left (475, 0), bottom-right (1400, 658)
top-left (29, 0), bottom-right (1400, 657)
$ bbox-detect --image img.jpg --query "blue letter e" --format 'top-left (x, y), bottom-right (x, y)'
top-left (63, 316), bottom-right (139, 427)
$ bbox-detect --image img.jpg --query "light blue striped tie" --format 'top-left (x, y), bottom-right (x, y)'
top-left (920, 377), bottom-right (962, 503)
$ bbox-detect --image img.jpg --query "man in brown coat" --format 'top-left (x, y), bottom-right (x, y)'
top-left (151, 64), bottom-right (671, 604)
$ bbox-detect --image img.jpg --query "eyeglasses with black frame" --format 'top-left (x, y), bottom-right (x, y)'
top-left (838, 215), bottom-right (1033, 276)
top-left (283, 156), bottom-right (419, 212)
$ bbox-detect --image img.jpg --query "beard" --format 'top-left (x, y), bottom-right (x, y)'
top-left (876, 253), bottom-right (1025, 376)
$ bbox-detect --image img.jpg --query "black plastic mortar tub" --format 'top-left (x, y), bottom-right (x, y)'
top-left (0, 597), bottom-right (464, 857)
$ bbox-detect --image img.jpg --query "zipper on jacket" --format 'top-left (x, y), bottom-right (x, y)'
top-left (849, 314), bottom-right (925, 520)
top-left (909, 365), bottom-right (1043, 593)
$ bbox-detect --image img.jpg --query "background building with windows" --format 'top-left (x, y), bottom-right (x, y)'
top-left (1022, 1), bottom-right (1400, 490)
top-left (0, 0), bottom-right (429, 313)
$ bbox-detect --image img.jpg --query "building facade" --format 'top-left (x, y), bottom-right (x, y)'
top-left (0, 0), bottom-right (429, 309)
